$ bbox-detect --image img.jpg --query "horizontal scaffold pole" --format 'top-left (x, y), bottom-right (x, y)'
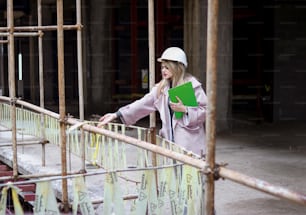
top-left (0, 32), bottom-right (41, 37)
top-left (0, 96), bottom-right (306, 206)
top-left (218, 167), bottom-right (306, 206)
top-left (0, 24), bottom-right (82, 32)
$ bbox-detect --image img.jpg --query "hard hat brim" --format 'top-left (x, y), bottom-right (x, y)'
top-left (157, 57), bottom-right (176, 63)
top-left (157, 57), bottom-right (187, 67)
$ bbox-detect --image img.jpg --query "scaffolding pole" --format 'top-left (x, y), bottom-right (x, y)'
top-left (148, 0), bottom-right (156, 128)
top-left (0, 32), bottom-right (41, 37)
top-left (37, 0), bottom-right (47, 167)
top-left (76, 0), bottom-right (86, 172)
top-left (56, 0), bottom-right (69, 212)
top-left (0, 37), bottom-right (4, 95)
top-left (7, 0), bottom-right (18, 178)
top-left (205, 0), bottom-right (219, 214)
top-left (0, 40), bottom-right (8, 44)
top-left (0, 25), bottom-right (79, 32)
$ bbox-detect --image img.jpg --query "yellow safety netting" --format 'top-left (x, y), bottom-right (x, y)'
top-left (0, 165), bottom-right (204, 215)
top-left (34, 181), bottom-right (60, 215)
top-left (0, 101), bottom-right (204, 214)
top-left (0, 182), bottom-right (23, 215)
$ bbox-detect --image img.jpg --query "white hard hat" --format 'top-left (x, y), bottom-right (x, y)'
top-left (157, 47), bottom-right (188, 67)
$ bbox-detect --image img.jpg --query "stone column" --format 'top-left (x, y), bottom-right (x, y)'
top-left (216, 0), bottom-right (232, 131)
top-left (184, 0), bottom-right (207, 82)
top-left (184, 0), bottom-right (232, 131)
top-left (83, 0), bottom-right (113, 115)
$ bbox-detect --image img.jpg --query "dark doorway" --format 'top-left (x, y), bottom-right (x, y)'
top-left (233, 1), bottom-right (274, 122)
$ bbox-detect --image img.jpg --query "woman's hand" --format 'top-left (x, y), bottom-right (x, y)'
top-left (169, 96), bottom-right (187, 113)
top-left (97, 113), bottom-right (117, 127)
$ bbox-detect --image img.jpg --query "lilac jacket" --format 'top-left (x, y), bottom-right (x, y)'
top-left (118, 76), bottom-right (207, 155)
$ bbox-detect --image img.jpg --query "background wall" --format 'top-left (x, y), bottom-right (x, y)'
top-left (1, 0), bottom-right (306, 130)
top-left (273, 4), bottom-right (306, 121)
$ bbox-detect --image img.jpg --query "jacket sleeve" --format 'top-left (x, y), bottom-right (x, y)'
top-left (118, 87), bottom-right (158, 125)
top-left (181, 84), bottom-right (207, 127)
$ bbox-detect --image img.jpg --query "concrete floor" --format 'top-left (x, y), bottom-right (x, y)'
top-left (215, 121), bottom-right (306, 215)
top-left (0, 120), bottom-right (305, 214)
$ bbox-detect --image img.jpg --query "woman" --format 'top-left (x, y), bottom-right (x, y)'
top-left (98, 47), bottom-right (207, 156)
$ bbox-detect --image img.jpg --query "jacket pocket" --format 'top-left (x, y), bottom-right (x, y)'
top-left (181, 124), bottom-right (201, 134)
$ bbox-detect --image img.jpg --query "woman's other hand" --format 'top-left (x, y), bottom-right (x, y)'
top-left (98, 113), bottom-right (117, 127)
top-left (169, 96), bottom-right (187, 113)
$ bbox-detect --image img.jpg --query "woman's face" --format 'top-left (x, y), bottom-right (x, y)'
top-left (161, 62), bottom-right (173, 80)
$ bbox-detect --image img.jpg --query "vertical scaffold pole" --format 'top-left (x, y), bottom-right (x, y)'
top-left (205, 0), bottom-right (219, 214)
top-left (0, 36), bottom-right (4, 95)
top-left (148, 0), bottom-right (158, 191)
top-left (148, 0), bottom-right (156, 128)
top-left (76, 0), bottom-right (86, 172)
top-left (56, 0), bottom-right (69, 212)
top-left (37, 0), bottom-right (46, 167)
top-left (7, 0), bottom-right (18, 178)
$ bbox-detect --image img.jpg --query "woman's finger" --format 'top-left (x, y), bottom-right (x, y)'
top-left (175, 96), bottom-right (183, 104)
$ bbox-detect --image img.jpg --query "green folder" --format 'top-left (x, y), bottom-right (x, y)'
top-left (168, 81), bottom-right (198, 119)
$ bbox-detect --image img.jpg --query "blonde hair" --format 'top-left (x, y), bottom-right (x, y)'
top-left (157, 60), bottom-right (186, 96)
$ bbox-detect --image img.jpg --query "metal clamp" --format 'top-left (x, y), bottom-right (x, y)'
top-left (9, 97), bottom-right (18, 105)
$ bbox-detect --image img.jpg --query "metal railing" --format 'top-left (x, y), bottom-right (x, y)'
top-left (0, 97), bottom-right (305, 212)
top-left (0, 96), bottom-right (206, 214)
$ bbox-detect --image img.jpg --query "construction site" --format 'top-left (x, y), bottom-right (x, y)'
top-left (0, 0), bottom-right (306, 214)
